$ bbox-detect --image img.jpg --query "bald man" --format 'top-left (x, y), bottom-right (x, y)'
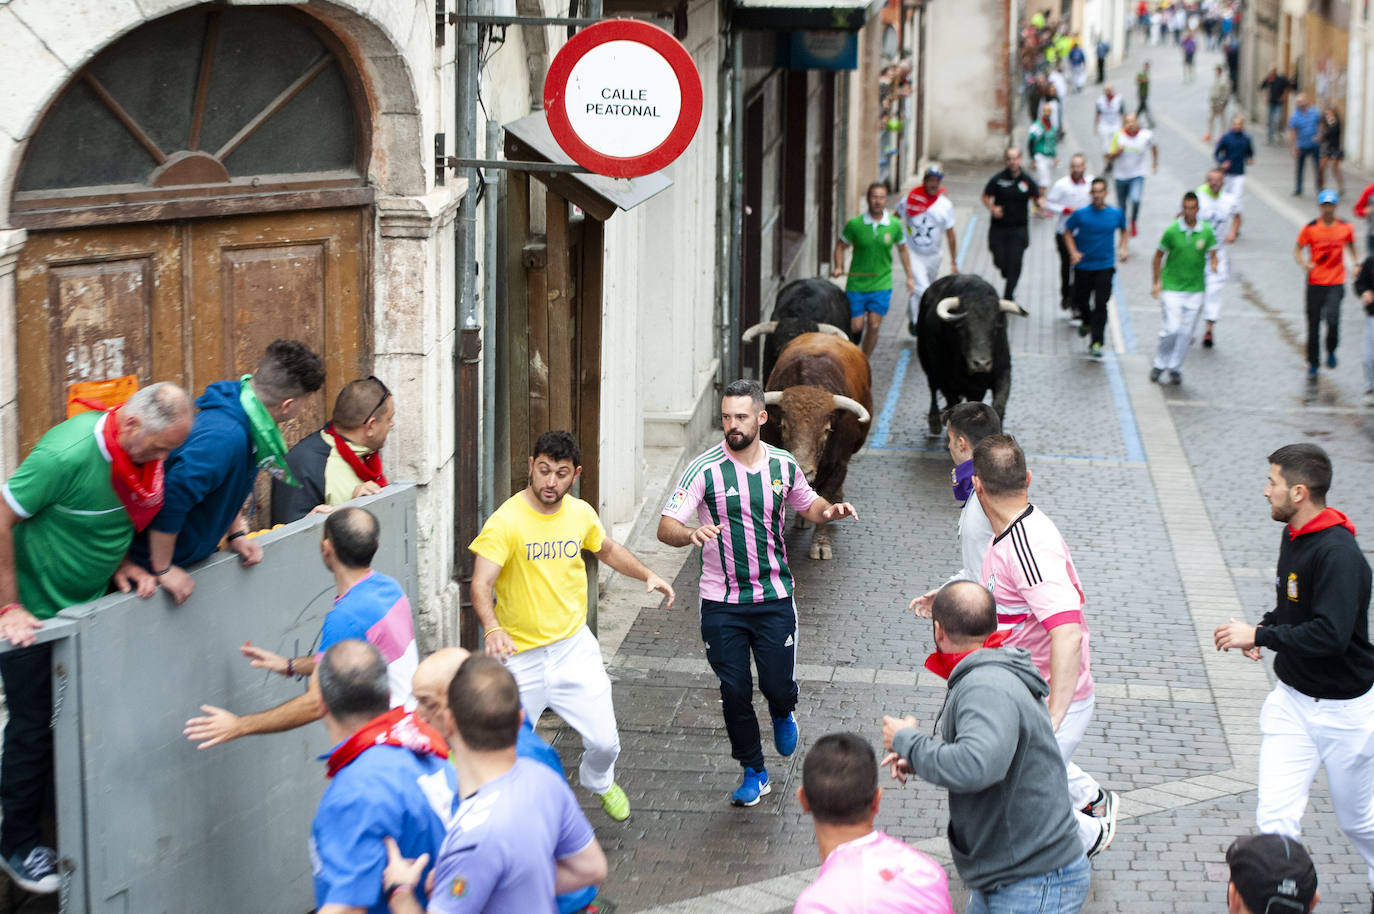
top-left (412, 647), bottom-right (564, 775)
top-left (184, 507), bottom-right (419, 748)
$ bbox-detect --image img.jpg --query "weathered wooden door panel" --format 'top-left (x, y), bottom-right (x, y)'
top-left (15, 224), bottom-right (183, 453)
top-left (189, 208), bottom-right (367, 524)
top-left (15, 209), bottom-right (368, 528)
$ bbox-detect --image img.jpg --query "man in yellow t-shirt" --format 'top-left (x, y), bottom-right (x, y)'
top-left (469, 430), bottom-right (675, 821)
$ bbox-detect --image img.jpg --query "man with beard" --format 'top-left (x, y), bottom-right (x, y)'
top-left (469, 430), bottom-right (675, 822)
top-left (1216, 444), bottom-right (1374, 911)
top-left (658, 380), bottom-right (859, 806)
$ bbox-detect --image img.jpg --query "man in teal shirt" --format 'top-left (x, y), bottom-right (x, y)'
top-left (1028, 102), bottom-right (1060, 191)
top-left (833, 183), bottom-right (916, 356)
top-left (1150, 191), bottom-right (1219, 385)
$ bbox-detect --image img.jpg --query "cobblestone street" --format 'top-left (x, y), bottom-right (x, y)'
top-left (529, 33), bottom-right (1374, 914)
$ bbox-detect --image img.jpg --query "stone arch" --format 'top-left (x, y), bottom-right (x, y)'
top-left (0, 1), bottom-right (427, 223)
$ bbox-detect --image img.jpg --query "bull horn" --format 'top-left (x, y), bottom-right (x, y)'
top-left (999, 299), bottom-right (1030, 316)
top-left (816, 323), bottom-right (850, 339)
top-left (831, 394), bottom-right (871, 424)
top-left (741, 321), bottom-right (778, 343)
top-left (935, 297), bottom-right (966, 322)
top-left (763, 391), bottom-right (784, 407)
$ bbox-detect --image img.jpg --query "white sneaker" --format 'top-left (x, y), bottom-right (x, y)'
top-left (0, 846), bottom-right (60, 894)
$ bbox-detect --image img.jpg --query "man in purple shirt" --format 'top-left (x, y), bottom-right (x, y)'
top-left (381, 656), bottom-right (607, 913)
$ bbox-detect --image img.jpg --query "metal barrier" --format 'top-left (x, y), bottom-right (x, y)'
top-left (3, 484), bottom-right (419, 913)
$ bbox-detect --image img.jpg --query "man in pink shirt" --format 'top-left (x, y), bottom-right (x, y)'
top-left (973, 434), bottom-right (1118, 857)
top-left (795, 732), bottom-right (952, 914)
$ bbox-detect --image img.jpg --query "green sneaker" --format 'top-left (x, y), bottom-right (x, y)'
top-left (598, 782), bottom-right (631, 821)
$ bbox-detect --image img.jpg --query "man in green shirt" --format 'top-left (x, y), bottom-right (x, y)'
top-left (1150, 191), bottom-right (1219, 385)
top-left (833, 182), bottom-right (916, 356)
top-left (1029, 103), bottom-right (1060, 191)
top-left (0, 381), bottom-right (191, 893)
top-left (1136, 61), bottom-right (1152, 127)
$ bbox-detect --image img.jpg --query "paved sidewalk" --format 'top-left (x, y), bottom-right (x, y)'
top-left (547, 36), bottom-right (1374, 914)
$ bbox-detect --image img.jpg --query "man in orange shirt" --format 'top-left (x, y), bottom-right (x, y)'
top-left (1295, 189), bottom-right (1358, 379)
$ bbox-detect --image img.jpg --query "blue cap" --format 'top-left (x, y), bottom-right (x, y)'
top-left (1317, 189), bottom-right (1339, 205)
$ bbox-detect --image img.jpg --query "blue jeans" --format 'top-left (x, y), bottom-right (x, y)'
top-left (965, 855), bottom-right (1091, 914)
top-left (1295, 145), bottom-right (1320, 193)
top-left (1114, 176), bottom-right (1145, 223)
top-left (1267, 103), bottom-right (1284, 143)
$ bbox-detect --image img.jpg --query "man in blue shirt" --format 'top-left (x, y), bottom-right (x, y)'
top-left (1289, 93), bottom-right (1322, 196)
top-left (1215, 114), bottom-right (1255, 207)
top-left (1061, 178), bottom-right (1130, 358)
top-left (311, 640), bottom-right (456, 914)
top-left (131, 338), bottom-right (325, 604)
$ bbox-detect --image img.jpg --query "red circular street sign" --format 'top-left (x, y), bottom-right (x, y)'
top-left (544, 19), bottom-right (703, 178)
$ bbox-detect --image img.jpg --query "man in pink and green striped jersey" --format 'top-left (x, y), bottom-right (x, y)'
top-left (658, 379), bottom-right (859, 807)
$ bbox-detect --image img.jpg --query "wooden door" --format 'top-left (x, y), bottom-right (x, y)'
top-left (15, 224), bottom-right (185, 452)
top-left (15, 209), bottom-right (368, 524)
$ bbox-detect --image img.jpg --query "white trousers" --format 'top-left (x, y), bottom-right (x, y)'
top-left (1153, 290), bottom-right (1205, 372)
top-left (906, 250), bottom-right (943, 323)
top-left (1259, 682), bottom-right (1374, 889)
top-left (1033, 154), bottom-right (1055, 193)
top-left (1222, 174), bottom-right (1245, 209)
top-left (1097, 126), bottom-right (1117, 155)
top-left (1055, 695), bottom-right (1105, 853)
top-left (1203, 248), bottom-right (1229, 322)
top-left (505, 625), bottom-right (620, 794)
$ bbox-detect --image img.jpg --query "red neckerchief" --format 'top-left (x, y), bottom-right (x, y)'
top-left (923, 629), bottom-right (1012, 680)
top-left (326, 423), bottom-right (388, 487)
top-left (326, 707), bottom-right (449, 779)
top-left (903, 187), bottom-right (945, 218)
top-left (100, 408), bottom-right (164, 531)
top-left (1288, 506), bottom-right (1357, 540)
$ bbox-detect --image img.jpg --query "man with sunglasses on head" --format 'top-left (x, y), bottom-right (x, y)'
top-left (273, 377), bottom-right (396, 525)
top-left (129, 339), bottom-right (326, 603)
top-left (182, 505), bottom-right (420, 749)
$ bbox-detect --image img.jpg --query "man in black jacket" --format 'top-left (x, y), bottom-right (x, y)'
top-left (1215, 443), bottom-right (1374, 908)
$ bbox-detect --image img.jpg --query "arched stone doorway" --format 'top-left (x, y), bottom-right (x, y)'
top-left (10, 6), bottom-right (375, 493)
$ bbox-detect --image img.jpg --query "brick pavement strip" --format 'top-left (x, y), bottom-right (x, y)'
top-left (572, 39), bottom-right (1374, 913)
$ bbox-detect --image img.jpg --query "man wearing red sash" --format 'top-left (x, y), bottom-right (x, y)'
top-left (0, 381), bottom-right (191, 894)
top-left (272, 377), bottom-right (395, 525)
top-left (310, 640), bottom-right (455, 914)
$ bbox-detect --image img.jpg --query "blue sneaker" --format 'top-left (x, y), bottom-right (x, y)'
top-left (731, 767), bottom-right (771, 807)
top-left (1328, 352), bottom-right (1338, 368)
top-left (772, 713), bottom-right (798, 757)
top-left (1308, 365), bottom-right (1319, 379)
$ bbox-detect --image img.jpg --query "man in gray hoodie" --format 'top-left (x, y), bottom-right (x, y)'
top-left (881, 581), bottom-right (1090, 913)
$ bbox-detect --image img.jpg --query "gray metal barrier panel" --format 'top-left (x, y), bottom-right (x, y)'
top-left (51, 484), bottom-right (419, 914)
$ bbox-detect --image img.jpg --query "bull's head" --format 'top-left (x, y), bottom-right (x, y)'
top-left (764, 388), bottom-right (869, 483)
top-left (934, 295), bottom-right (1027, 375)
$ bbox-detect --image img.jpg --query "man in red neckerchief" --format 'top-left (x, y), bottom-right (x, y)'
top-left (900, 164), bottom-right (958, 337)
top-left (310, 639), bottom-right (456, 914)
top-left (0, 381), bottom-right (191, 894)
top-left (272, 377), bottom-right (396, 525)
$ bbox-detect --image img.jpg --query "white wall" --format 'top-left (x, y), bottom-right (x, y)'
top-left (924, 0), bottom-right (1010, 160)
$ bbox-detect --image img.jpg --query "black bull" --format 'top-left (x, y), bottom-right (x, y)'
top-left (915, 274), bottom-right (1028, 436)
top-left (741, 278), bottom-right (851, 382)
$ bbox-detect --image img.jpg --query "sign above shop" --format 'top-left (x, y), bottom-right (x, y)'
top-left (544, 19), bottom-right (703, 178)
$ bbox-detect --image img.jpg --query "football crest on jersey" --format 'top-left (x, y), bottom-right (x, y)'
top-left (772, 477), bottom-right (784, 496)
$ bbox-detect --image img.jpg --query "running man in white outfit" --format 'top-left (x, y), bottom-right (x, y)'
top-left (973, 434), bottom-right (1118, 857)
top-left (900, 164), bottom-right (959, 336)
top-left (1045, 154), bottom-right (1095, 314)
top-left (1094, 85), bottom-right (1125, 173)
top-left (1215, 443), bottom-right (1374, 910)
top-left (1195, 168), bottom-right (1242, 349)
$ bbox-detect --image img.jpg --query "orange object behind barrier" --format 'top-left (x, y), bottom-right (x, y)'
top-left (66, 375), bottom-right (139, 417)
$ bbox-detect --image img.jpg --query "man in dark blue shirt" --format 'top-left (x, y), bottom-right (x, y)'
top-left (1215, 115), bottom-right (1255, 206)
top-left (1289, 93), bottom-right (1322, 196)
top-left (1061, 179), bottom-right (1129, 358)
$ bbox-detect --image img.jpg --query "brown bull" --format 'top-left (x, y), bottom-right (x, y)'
top-left (761, 332), bottom-right (872, 559)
